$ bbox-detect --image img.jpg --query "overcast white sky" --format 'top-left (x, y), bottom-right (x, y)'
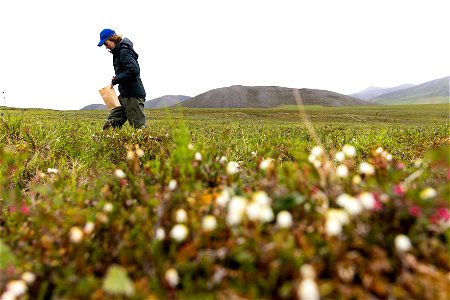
top-left (0, 0), bottom-right (448, 110)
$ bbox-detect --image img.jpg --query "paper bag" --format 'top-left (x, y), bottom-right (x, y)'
top-left (99, 85), bottom-right (121, 110)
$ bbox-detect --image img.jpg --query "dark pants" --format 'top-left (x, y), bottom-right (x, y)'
top-left (106, 95), bottom-right (146, 129)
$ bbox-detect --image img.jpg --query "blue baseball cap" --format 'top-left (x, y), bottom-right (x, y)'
top-left (97, 29), bottom-right (116, 47)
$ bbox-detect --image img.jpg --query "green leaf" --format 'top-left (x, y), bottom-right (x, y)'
top-left (102, 264), bottom-right (135, 297)
top-left (0, 239), bottom-right (17, 269)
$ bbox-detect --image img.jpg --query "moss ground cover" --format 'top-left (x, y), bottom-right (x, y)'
top-left (0, 104), bottom-right (449, 299)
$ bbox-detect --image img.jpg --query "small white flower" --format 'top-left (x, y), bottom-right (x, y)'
top-left (358, 192), bottom-right (376, 210)
top-left (259, 158), bottom-right (273, 170)
top-left (385, 153), bottom-right (393, 161)
top-left (219, 156), bottom-right (227, 163)
top-left (260, 206), bottom-right (274, 223)
top-left (326, 209), bottom-right (350, 225)
top-left (170, 224), bottom-right (189, 242)
top-left (352, 175), bottom-right (362, 186)
top-left (334, 151), bottom-right (345, 162)
top-left (336, 164), bottom-right (349, 178)
top-left (226, 161), bottom-right (240, 175)
top-left (253, 191), bottom-right (271, 206)
top-left (168, 179), bottom-right (177, 191)
top-left (297, 278), bottom-right (320, 300)
top-left (311, 146), bottom-right (324, 157)
top-left (126, 150), bottom-right (136, 160)
top-left (308, 154), bottom-right (317, 164)
top-left (226, 196), bottom-right (247, 226)
top-left (300, 264), bottom-right (316, 279)
top-left (246, 202), bottom-right (262, 221)
top-left (103, 202), bottom-right (114, 213)
top-left (202, 215), bottom-right (218, 232)
top-left (175, 209), bottom-right (188, 223)
top-left (336, 194), bottom-right (363, 215)
top-left (47, 168), bottom-right (58, 174)
top-left (1, 290), bottom-right (17, 300)
top-left (165, 268), bottom-right (180, 288)
top-left (419, 187), bottom-right (437, 200)
top-left (194, 152), bottom-right (202, 161)
top-left (376, 147), bottom-right (384, 154)
top-left (395, 234), bottom-right (412, 252)
top-left (114, 169), bottom-right (126, 179)
top-left (21, 272), bottom-right (36, 284)
top-left (325, 218), bottom-right (343, 236)
top-left (359, 162), bottom-right (375, 176)
top-left (155, 228), bottom-right (166, 240)
top-left (69, 226), bottom-right (84, 243)
top-left (251, 151), bottom-right (257, 157)
top-left (83, 221), bottom-right (95, 234)
top-left (135, 148), bottom-right (144, 158)
top-left (276, 211), bottom-right (293, 228)
top-left (6, 280), bottom-right (27, 297)
top-left (342, 144), bottom-right (356, 157)
top-left (187, 143), bottom-right (194, 150)
top-left (216, 189), bottom-right (231, 207)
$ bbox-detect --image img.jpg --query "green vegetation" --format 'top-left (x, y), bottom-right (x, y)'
top-left (1, 104), bottom-right (449, 299)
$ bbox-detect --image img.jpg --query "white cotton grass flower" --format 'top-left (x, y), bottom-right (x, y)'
top-left (216, 189), bottom-right (231, 207)
top-left (336, 164), bottom-right (349, 178)
top-left (395, 234), bottom-right (412, 252)
top-left (226, 196), bottom-right (248, 226)
top-left (276, 211), bottom-right (293, 228)
top-left (170, 224), bottom-right (189, 242)
top-left (168, 179), bottom-right (177, 191)
top-left (325, 209), bottom-right (350, 237)
top-left (342, 144), bottom-right (356, 158)
top-left (126, 150), bottom-right (136, 160)
top-left (155, 228), bottom-right (166, 241)
top-left (336, 194), bottom-right (363, 216)
top-left (114, 169), bottom-right (126, 179)
top-left (21, 272), bottom-right (36, 284)
top-left (165, 268), bottom-right (180, 288)
top-left (311, 146), bottom-right (324, 157)
top-left (83, 221), bottom-right (95, 234)
top-left (297, 264), bottom-right (320, 300)
top-left (135, 148), bottom-right (144, 158)
top-left (47, 168), bottom-right (58, 174)
top-left (259, 158), bottom-right (274, 170)
top-left (359, 162), bottom-right (375, 176)
top-left (175, 209), bottom-right (188, 223)
top-left (5, 280), bottom-right (28, 297)
top-left (194, 152), bottom-right (202, 161)
top-left (226, 161), bottom-right (240, 175)
top-left (419, 187), bottom-right (437, 200)
top-left (103, 202), bottom-right (114, 213)
top-left (69, 226), bottom-right (84, 243)
top-left (202, 215), bottom-right (218, 232)
top-left (253, 191), bottom-right (271, 206)
top-left (325, 218), bottom-right (343, 236)
top-left (358, 192), bottom-right (376, 210)
top-left (334, 151), bottom-right (345, 162)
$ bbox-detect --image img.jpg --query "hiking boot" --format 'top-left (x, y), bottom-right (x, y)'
top-left (102, 119), bottom-right (115, 130)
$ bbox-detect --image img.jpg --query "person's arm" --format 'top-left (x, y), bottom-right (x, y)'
top-left (111, 49), bottom-right (140, 85)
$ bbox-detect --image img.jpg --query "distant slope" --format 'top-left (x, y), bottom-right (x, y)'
top-left (179, 86), bottom-right (367, 108)
top-left (80, 104), bottom-right (107, 110)
top-left (350, 84), bottom-right (414, 100)
top-left (80, 95), bottom-right (191, 110)
top-left (370, 76), bottom-right (449, 104)
top-left (144, 95), bottom-right (191, 108)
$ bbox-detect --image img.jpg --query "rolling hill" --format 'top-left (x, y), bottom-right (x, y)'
top-left (144, 95), bottom-right (191, 108)
top-left (350, 84), bottom-right (414, 100)
top-left (369, 76), bottom-right (449, 104)
top-left (178, 85), bottom-right (367, 108)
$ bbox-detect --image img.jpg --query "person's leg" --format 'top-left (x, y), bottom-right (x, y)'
top-left (103, 101), bottom-right (127, 129)
top-left (122, 96), bottom-right (146, 128)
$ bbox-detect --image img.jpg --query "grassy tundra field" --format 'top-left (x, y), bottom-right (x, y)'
top-left (1, 104), bottom-right (449, 299)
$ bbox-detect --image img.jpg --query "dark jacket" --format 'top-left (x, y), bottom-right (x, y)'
top-left (111, 38), bottom-right (146, 98)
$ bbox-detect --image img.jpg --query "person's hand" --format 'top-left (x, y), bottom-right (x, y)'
top-left (111, 76), bottom-right (116, 87)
